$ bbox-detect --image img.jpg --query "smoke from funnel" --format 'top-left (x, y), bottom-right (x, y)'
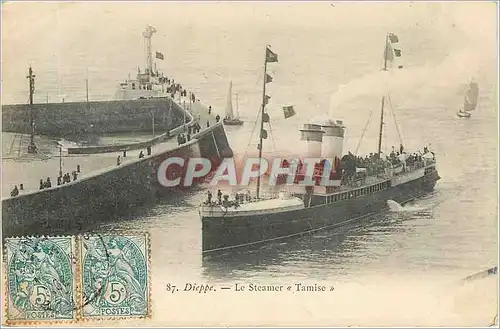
top-left (329, 3), bottom-right (496, 116)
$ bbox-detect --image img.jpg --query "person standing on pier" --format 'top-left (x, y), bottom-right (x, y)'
top-left (217, 189), bottom-right (222, 204)
top-left (39, 179), bottom-right (44, 190)
top-left (45, 177), bottom-right (52, 188)
top-left (215, 114), bottom-right (220, 123)
top-left (208, 105), bottom-right (212, 114)
top-left (10, 185), bottom-right (19, 197)
top-left (117, 155), bottom-right (121, 166)
top-left (206, 120), bottom-right (210, 128)
top-left (139, 151), bottom-right (144, 159)
top-left (147, 145), bottom-right (152, 156)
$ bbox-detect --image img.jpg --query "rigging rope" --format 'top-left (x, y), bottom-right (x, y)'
top-left (387, 94), bottom-right (404, 147)
top-left (384, 110), bottom-right (387, 155)
top-left (242, 109), bottom-right (261, 160)
top-left (355, 109), bottom-right (373, 155)
top-left (266, 119), bottom-right (277, 152)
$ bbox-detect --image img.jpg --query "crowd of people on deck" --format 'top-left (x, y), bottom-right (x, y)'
top-left (204, 189), bottom-right (252, 208)
top-left (341, 144), bottom-right (434, 182)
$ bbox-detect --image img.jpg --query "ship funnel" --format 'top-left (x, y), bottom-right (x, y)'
top-left (299, 123), bottom-right (324, 158)
top-left (320, 120), bottom-right (345, 167)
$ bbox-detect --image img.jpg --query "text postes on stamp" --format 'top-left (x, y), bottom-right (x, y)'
top-left (5, 236), bottom-right (77, 323)
top-left (80, 234), bottom-right (150, 319)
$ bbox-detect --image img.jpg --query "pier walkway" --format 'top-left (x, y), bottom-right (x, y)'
top-left (2, 88), bottom-right (223, 198)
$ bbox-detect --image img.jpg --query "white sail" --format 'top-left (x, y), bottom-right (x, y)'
top-left (464, 81), bottom-right (479, 112)
top-left (225, 81), bottom-right (234, 119)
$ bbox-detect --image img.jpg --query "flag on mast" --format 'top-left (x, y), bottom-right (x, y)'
top-left (283, 105), bottom-right (296, 119)
top-left (266, 46), bottom-right (278, 63)
top-left (264, 95), bottom-right (271, 105)
top-left (265, 74), bottom-right (273, 83)
top-left (388, 33), bottom-right (399, 43)
top-left (155, 51), bottom-right (164, 60)
top-left (385, 33), bottom-right (403, 69)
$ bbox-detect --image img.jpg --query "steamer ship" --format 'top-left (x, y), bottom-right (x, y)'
top-left (200, 35), bottom-right (441, 254)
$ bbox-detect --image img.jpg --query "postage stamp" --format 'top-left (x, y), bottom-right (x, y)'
top-left (4, 236), bottom-right (77, 323)
top-left (79, 233), bottom-right (151, 319)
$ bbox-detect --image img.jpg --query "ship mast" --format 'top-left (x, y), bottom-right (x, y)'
top-left (27, 66), bottom-right (38, 154)
top-left (256, 47), bottom-right (269, 199)
top-left (142, 25), bottom-right (157, 76)
top-left (377, 33), bottom-right (389, 157)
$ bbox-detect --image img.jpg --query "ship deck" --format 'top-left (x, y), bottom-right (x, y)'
top-left (2, 93), bottom-right (218, 199)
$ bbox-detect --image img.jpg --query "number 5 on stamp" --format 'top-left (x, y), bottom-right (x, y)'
top-left (79, 234), bottom-right (151, 319)
top-left (5, 236), bottom-right (77, 323)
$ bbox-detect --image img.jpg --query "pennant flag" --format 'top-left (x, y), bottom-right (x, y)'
top-left (266, 47), bottom-right (278, 63)
top-left (388, 33), bottom-right (399, 43)
top-left (264, 94), bottom-right (271, 105)
top-left (155, 51), bottom-right (164, 60)
top-left (393, 49), bottom-right (402, 57)
top-left (283, 105), bottom-right (296, 119)
top-left (265, 74), bottom-right (273, 83)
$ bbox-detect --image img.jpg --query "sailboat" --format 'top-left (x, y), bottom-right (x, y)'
top-left (199, 39), bottom-right (440, 255)
top-left (222, 81), bottom-right (244, 126)
top-left (457, 81), bottom-right (479, 118)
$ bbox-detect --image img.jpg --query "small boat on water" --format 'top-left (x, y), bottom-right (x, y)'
top-left (200, 36), bottom-right (440, 255)
top-left (222, 81), bottom-right (244, 126)
top-left (457, 81), bottom-right (479, 118)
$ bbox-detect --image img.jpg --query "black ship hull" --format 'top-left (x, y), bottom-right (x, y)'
top-left (202, 169), bottom-right (440, 254)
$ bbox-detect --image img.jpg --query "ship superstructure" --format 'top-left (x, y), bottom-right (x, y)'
top-left (114, 25), bottom-right (172, 101)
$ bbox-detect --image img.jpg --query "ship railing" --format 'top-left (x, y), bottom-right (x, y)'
top-left (229, 190), bottom-right (295, 204)
top-left (201, 201), bottom-right (303, 215)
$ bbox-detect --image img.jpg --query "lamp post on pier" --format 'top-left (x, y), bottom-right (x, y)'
top-left (27, 66), bottom-right (38, 154)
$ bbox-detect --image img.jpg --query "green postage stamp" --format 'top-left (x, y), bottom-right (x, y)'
top-left (79, 234), bottom-right (151, 319)
top-left (4, 233), bottom-right (150, 324)
top-left (5, 236), bottom-right (77, 323)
